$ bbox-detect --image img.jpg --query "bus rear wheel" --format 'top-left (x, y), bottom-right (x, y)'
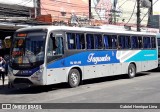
top-left (128, 63), bottom-right (136, 78)
top-left (68, 69), bottom-right (80, 88)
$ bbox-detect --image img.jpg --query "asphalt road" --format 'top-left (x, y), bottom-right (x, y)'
top-left (0, 69), bottom-right (160, 112)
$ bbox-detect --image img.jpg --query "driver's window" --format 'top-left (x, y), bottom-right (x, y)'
top-left (55, 37), bottom-right (64, 55)
top-left (47, 33), bottom-right (64, 63)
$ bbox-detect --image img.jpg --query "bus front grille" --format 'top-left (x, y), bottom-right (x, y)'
top-left (14, 78), bottom-right (33, 84)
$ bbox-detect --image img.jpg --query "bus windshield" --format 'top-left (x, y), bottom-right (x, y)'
top-left (10, 32), bottom-right (46, 69)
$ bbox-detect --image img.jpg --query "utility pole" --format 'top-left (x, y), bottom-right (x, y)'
top-left (34, 0), bottom-right (37, 18)
top-left (113, 0), bottom-right (117, 24)
top-left (89, 0), bottom-right (92, 20)
top-left (137, 0), bottom-right (141, 31)
top-left (37, 0), bottom-right (41, 16)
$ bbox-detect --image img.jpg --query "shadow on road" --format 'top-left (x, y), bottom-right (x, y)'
top-left (0, 83), bottom-right (68, 95)
top-left (0, 72), bottom-right (150, 95)
top-left (82, 72), bottom-right (150, 85)
top-left (147, 67), bottom-right (160, 72)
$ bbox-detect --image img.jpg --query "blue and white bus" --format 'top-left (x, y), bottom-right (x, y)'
top-left (157, 33), bottom-right (160, 66)
top-left (8, 26), bottom-right (158, 87)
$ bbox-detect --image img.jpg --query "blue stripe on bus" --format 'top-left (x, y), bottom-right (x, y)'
top-left (47, 50), bottom-right (157, 69)
top-left (14, 67), bottom-right (40, 76)
top-left (47, 51), bottom-right (119, 68)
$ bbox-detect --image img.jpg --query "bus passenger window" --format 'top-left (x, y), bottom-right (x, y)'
top-left (143, 37), bottom-right (151, 48)
top-left (118, 35), bottom-right (125, 49)
top-left (76, 33), bottom-right (85, 49)
top-left (151, 37), bottom-right (156, 48)
top-left (131, 36), bottom-right (138, 49)
top-left (76, 34), bottom-right (81, 49)
top-left (111, 35), bottom-right (117, 49)
top-left (86, 34), bottom-right (94, 49)
top-left (103, 35), bottom-right (109, 49)
top-left (94, 34), bottom-right (102, 49)
top-left (125, 36), bottom-right (131, 49)
top-left (67, 33), bottom-right (76, 49)
top-left (137, 36), bottom-right (142, 48)
top-left (80, 34), bottom-right (85, 49)
top-left (106, 35), bottom-right (117, 49)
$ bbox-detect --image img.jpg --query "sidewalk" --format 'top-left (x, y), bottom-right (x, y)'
top-left (0, 76), bottom-right (16, 93)
top-left (0, 76), bottom-right (8, 86)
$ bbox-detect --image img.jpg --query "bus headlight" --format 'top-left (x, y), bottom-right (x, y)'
top-left (39, 67), bottom-right (43, 73)
top-left (36, 65), bottom-right (44, 75)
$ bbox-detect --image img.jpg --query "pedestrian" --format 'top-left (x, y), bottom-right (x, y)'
top-left (8, 81), bottom-right (14, 88)
top-left (5, 59), bottom-right (8, 76)
top-left (0, 56), bottom-right (6, 86)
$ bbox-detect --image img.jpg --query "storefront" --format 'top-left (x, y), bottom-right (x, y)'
top-left (0, 23), bottom-right (25, 59)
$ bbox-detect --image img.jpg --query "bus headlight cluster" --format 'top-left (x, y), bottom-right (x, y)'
top-left (32, 68), bottom-right (43, 81)
top-left (39, 68), bottom-right (43, 73)
top-left (36, 66), bottom-right (44, 75)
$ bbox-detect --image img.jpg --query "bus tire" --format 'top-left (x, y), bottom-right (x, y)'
top-left (68, 69), bottom-right (80, 88)
top-left (128, 63), bottom-right (136, 78)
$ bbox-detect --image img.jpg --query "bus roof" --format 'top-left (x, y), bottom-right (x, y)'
top-left (16, 25), bottom-right (157, 36)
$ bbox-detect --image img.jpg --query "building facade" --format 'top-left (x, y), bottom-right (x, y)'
top-left (40, 0), bottom-right (89, 25)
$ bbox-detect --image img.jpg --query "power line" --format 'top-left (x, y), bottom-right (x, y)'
top-left (140, 0), bottom-right (159, 23)
top-left (41, 0), bottom-right (88, 8)
top-left (118, 0), bottom-right (129, 9)
top-left (41, 1), bottom-right (88, 10)
top-left (16, 0), bottom-right (32, 6)
top-left (124, 1), bottom-right (137, 26)
top-left (41, 7), bottom-right (88, 15)
top-left (40, 3), bottom-right (49, 15)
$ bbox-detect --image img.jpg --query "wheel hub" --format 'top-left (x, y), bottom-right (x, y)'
top-left (71, 73), bottom-right (78, 85)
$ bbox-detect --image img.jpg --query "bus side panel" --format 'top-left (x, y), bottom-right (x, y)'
top-left (141, 60), bottom-right (158, 71)
top-left (135, 62), bottom-right (142, 73)
top-left (111, 63), bottom-right (122, 75)
top-left (84, 63), bottom-right (123, 79)
top-left (121, 62), bottom-right (129, 74)
top-left (96, 64), bottom-right (108, 77)
top-left (84, 64), bottom-right (110, 79)
top-left (83, 65), bottom-right (96, 79)
top-left (46, 67), bottom-right (67, 85)
top-left (125, 50), bottom-right (158, 72)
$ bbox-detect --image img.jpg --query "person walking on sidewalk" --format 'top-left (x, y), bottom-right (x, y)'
top-left (0, 56), bottom-right (6, 86)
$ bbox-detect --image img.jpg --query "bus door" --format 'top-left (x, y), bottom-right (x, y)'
top-left (46, 32), bottom-right (65, 85)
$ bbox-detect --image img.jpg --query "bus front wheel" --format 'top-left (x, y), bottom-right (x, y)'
top-left (68, 69), bottom-right (80, 88)
top-left (128, 63), bottom-right (136, 78)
